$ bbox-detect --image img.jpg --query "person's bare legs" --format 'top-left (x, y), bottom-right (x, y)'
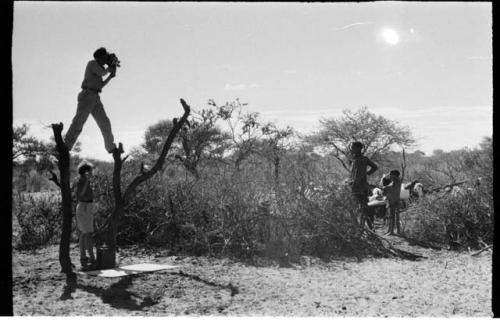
top-left (360, 203), bottom-right (368, 231)
top-left (385, 206), bottom-right (393, 235)
top-left (388, 206), bottom-right (396, 235)
top-left (395, 208), bottom-right (401, 234)
top-left (79, 232), bottom-right (87, 265)
top-left (85, 233), bottom-right (96, 262)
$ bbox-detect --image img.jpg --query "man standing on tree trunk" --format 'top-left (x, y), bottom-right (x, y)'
top-left (64, 47), bottom-right (118, 153)
top-left (347, 141), bottom-right (378, 229)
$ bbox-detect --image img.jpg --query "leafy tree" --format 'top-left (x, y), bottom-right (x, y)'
top-left (175, 108), bottom-right (230, 179)
top-left (13, 124), bottom-right (49, 162)
top-left (308, 107), bottom-right (415, 172)
top-left (210, 99), bottom-right (263, 171)
top-left (13, 124), bottom-right (83, 192)
top-left (142, 120), bottom-right (175, 156)
top-left (259, 122), bottom-right (295, 187)
top-left (141, 105), bottom-right (230, 179)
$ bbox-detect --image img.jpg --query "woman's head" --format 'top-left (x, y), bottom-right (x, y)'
top-left (78, 162), bottom-right (94, 176)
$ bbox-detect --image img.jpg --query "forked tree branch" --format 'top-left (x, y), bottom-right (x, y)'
top-left (122, 98), bottom-right (191, 202)
top-left (48, 170), bottom-right (61, 188)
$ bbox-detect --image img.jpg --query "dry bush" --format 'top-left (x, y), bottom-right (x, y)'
top-left (76, 150), bottom-right (393, 262)
top-left (401, 138), bottom-right (493, 250)
top-left (401, 183), bottom-right (493, 250)
top-left (13, 192), bottom-right (63, 249)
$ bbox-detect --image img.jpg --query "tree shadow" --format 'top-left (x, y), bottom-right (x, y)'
top-left (59, 272), bottom-right (160, 311)
top-left (59, 272), bottom-right (77, 301)
top-left (76, 274), bottom-right (159, 311)
top-left (173, 270), bottom-right (239, 296)
top-left (58, 269), bottom-right (239, 312)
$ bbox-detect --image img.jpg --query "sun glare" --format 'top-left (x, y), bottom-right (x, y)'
top-left (381, 27), bottom-right (400, 45)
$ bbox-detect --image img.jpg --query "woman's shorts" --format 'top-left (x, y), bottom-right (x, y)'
top-left (76, 202), bottom-right (94, 233)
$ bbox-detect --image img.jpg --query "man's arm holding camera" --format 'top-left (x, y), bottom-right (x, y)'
top-left (101, 66), bottom-right (116, 88)
top-left (90, 60), bottom-right (112, 77)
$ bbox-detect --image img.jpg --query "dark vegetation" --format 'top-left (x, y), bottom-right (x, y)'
top-left (12, 101), bottom-right (493, 263)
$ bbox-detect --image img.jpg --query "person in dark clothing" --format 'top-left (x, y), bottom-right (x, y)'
top-left (347, 141), bottom-right (378, 229)
top-left (380, 169), bottom-right (402, 235)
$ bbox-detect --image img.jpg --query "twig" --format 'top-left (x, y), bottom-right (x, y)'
top-left (364, 228), bottom-right (426, 260)
top-left (48, 170), bottom-right (61, 188)
top-left (471, 245), bottom-right (492, 257)
top-left (395, 234), bottom-right (441, 250)
top-left (427, 180), bottom-right (469, 194)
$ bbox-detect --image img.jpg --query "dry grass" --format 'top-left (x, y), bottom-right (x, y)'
top-left (13, 238), bottom-right (492, 317)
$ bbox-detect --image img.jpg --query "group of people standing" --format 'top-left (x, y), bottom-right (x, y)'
top-left (347, 141), bottom-right (402, 235)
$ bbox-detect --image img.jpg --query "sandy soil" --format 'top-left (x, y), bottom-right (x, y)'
top-left (13, 234), bottom-right (492, 317)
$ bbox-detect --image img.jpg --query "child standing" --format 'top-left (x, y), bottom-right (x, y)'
top-left (380, 170), bottom-right (402, 235)
top-left (74, 162), bottom-right (97, 270)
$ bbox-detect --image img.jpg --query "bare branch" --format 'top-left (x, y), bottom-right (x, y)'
top-left (48, 170), bottom-right (61, 188)
top-left (123, 99), bottom-right (191, 202)
top-left (471, 245), bottom-right (492, 257)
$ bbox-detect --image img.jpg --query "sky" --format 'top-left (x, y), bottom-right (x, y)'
top-left (12, 2), bottom-right (492, 161)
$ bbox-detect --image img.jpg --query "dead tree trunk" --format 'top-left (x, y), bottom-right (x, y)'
top-left (104, 99), bottom-right (191, 267)
top-left (51, 123), bottom-right (74, 274)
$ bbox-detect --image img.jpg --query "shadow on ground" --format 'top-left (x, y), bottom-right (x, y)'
top-left (173, 270), bottom-right (239, 296)
top-left (59, 269), bottom-right (239, 312)
top-left (60, 273), bottom-right (77, 301)
top-left (60, 273), bottom-right (157, 310)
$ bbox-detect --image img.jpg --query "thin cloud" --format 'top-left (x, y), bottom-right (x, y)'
top-left (224, 82), bottom-right (259, 91)
top-left (260, 108), bottom-right (343, 120)
top-left (333, 21), bottom-right (373, 31)
top-left (224, 83), bottom-right (246, 90)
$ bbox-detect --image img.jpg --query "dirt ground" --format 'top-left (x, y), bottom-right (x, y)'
top-left (13, 232), bottom-right (492, 317)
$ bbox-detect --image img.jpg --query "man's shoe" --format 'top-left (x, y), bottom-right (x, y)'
top-left (108, 143), bottom-right (118, 154)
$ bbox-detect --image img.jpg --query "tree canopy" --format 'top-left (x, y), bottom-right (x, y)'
top-left (308, 107), bottom-right (415, 171)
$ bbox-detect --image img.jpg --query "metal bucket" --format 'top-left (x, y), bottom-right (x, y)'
top-left (97, 245), bottom-right (116, 269)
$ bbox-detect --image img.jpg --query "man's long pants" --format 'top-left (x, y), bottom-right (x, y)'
top-left (65, 90), bottom-right (115, 153)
